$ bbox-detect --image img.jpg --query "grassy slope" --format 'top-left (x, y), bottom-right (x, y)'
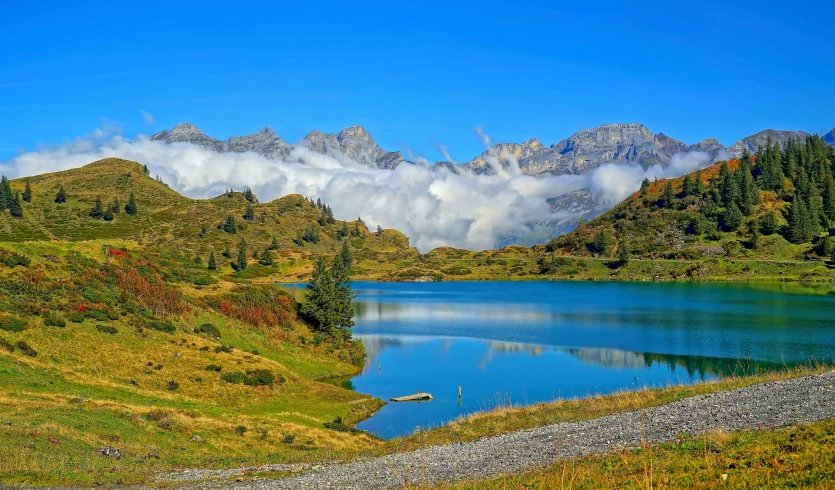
top-left (0, 243), bottom-right (383, 486)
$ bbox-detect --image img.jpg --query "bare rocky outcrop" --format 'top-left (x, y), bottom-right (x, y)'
top-left (726, 129), bottom-right (810, 157)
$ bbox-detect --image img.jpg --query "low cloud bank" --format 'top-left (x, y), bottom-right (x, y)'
top-left (0, 128), bottom-right (721, 251)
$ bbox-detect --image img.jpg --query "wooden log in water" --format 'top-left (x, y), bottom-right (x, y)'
top-left (390, 393), bottom-right (433, 402)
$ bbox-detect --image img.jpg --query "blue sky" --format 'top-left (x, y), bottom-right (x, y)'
top-left (1, 0), bottom-right (834, 162)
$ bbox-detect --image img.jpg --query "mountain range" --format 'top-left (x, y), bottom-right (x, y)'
top-left (151, 122), bottom-right (834, 241)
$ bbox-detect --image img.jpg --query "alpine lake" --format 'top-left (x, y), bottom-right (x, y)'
top-left (289, 281), bottom-right (835, 439)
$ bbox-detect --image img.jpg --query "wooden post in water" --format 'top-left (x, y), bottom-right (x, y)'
top-left (458, 385), bottom-right (462, 406)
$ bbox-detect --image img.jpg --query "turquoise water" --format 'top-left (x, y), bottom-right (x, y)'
top-left (341, 281), bottom-right (835, 439)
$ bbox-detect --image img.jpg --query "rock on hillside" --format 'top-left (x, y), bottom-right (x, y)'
top-left (726, 129), bottom-right (810, 157)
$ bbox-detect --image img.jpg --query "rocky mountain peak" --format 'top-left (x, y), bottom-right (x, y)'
top-left (727, 129), bottom-right (811, 157)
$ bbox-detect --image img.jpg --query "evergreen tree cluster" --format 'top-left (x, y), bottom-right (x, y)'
top-left (89, 193), bottom-right (134, 220)
top-left (652, 135), bottom-right (834, 243)
top-left (0, 176), bottom-right (23, 218)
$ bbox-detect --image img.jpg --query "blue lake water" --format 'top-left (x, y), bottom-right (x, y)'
top-left (335, 281), bottom-right (835, 439)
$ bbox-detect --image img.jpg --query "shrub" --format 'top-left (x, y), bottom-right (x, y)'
top-left (0, 315), bottom-right (27, 333)
top-left (15, 341), bottom-right (37, 357)
top-left (167, 381), bottom-right (179, 391)
top-left (68, 311), bottom-right (86, 323)
top-left (0, 250), bottom-right (30, 268)
top-left (196, 323), bottom-right (221, 339)
top-left (204, 364), bottom-right (222, 372)
top-left (43, 313), bottom-right (67, 328)
top-left (214, 345), bottom-right (233, 353)
top-left (145, 409), bottom-right (169, 421)
top-left (96, 324), bottom-right (118, 334)
top-left (147, 320), bottom-right (175, 333)
top-left (0, 337), bottom-right (14, 352)
top-left (323, 416), bottom-right (359, 434)
top-left (234, 425), bottom-right (247, 436)
top-left (198, 346), bottom-right (210, 352)
top-left (282, 433), bottom-right (296, 444)
top-left (243, 369), bottom-right (275, 386)
top-left (221, 372), bottom-right (246, 384)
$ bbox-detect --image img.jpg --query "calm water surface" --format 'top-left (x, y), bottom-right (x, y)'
top-left (330, 281), bottom-right (835, 439)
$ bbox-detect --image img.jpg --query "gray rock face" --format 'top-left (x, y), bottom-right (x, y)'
top-left (727, 129), bottom-right (810, 157)
top-left (302, 126), bottom-right (404, 169)
top-left (151, 123), bottom-right (226, 153)
top-left (464, 123), bottom-right (689, 176)
top-left (228, 127), bottom-right (291, 160)
top-left (688, 137), bottom-right (725, 153)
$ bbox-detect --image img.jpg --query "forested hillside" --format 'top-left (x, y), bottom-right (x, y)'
top-left (542, 135), bottom-right (835, 281)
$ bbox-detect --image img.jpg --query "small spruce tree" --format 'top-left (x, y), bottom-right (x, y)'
top-left (243, 203), bottom-right (255, 221)
top-left (207, 251), bottom-right (217, 270)
top-left (102, 205), bottom-right (114, 221)
top-left (259, 248), bottom-right (273, 266)
top-left (236, 240), bottom-right (248, 271)
top-left (268, 236), bottom-right (279, 250)
top-left (22, 179), bottom-right (32, 203)
top-left (340, 240), bottom-right (352, 270)
top-left (124, 193), bottom-right (138, 215)
top-left (222, 244), bottom-right (232, 258)
top-left (9, 191), bottom-right (23, 218)
top-left (55, 185), bottom-right (67, 204)
top-left (89, 196), bottom-right (104, 219)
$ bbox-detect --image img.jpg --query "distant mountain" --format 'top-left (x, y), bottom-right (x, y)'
top-left (726, 129), bottom-right (810, 157)
top-left (151, 123), bottom-right (402, 169)
top-left (464, 123), bottom-right (691, 176)
top-left (824, 128), bottom-right (835, 148)
top-left (301, 125), bottom-right (404, 169)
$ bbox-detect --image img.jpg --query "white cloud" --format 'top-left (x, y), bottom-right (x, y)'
top-left (140, 110), bottom-right (155, 126)
top-left (0, 127), bottom-right (721, 252)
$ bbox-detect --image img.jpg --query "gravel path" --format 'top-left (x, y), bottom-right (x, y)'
top-left (177, 371), bottom-right (835, 489)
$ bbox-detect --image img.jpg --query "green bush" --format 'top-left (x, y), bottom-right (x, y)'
top-left (43, 313), bottom-right (67, 328)
top-left (0, 315), bottom-right (27, 332)
top-left (167, 381), bottom-right (179, 391)
top-left (204, 364), bottom-right (222, 372)
top-left (234, 425), bottom-right (247, 436)
top-left (214, 345), bottom-right (233, 353)
top-left (282, 433), bottom-right (296, 444)
top-left (323, 416), bottom-right (360, 434)
top-left (243, 369), bottom-right (275, 386)
top-left (221, 372), bottom-right (246, 384)
top-left (197, 323), bottom-right (221, 339)
top-left (0, 250), bottom-right (30, 268)
top-left (96, 324), bottom-right (118, 334)
top-left (15, 340), bottom-right (37, 357)
top-left (68, 311), bottom-right (86, 323)
top-left (147, 320), bottom-right (175, 333)
top-left (0, 337), bottom-right (14, 352)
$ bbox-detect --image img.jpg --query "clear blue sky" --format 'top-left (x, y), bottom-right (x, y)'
top-left (1, 0), bottom-right (834, 161)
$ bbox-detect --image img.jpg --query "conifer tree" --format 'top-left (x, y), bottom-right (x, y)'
top-left (617, 239), bottom-right (629, 267)
top-left (787, 196), bottom-right (811, 244)
top-left (0, 176), bottom-right (11, 210)
top-left (55, 185), bottom-right (67, 204)
top-left (207, 251), bottom-right (217, 270)
top-left (89, 196), bottom-right (104, 219)
top-left (748, 218), bottom-right (759, 249)
top-left (300, 257), bottom-right (354, 336)
top-left (236, 240), bottom-right (248, 271)
top-left (661, 181), bottom-right (675, 208)
top-left (340, 239), bottom-right (352, 270)
top-left (223, 215), bottom-right (237, 233)
top-left (338, 221), bottom-right (349, 239)
top-left (808, 184), bottom-right (825, 234)
top-left (143, 164), bottom-right (149, 176)
top-left (759, 211), bottom-right (778, 235)
top-left (103, 205), bottom-right (114, 221)
top-left (259, 248), bottom-right (273, 266)
top-left (376, 225), bottom-right (383, 236)
top-left (222, 244), bottom-right (232, 258)
top-left (111, 198), bottom-right (120, 214)
top-left (694, 169), bottom-right (705, 195)
top-left (352, 218), bottom-right (362, 237)
top-left (681, 174), bottom-right (693, 197)
top-left (22, 179), bottom-right (32, 203)
top-left (243, 203), bottom-right (255, 221)
top-left (244, 187), bottom-right (256, 203)
top-left (268, 236), bottom-right (279, 250)
top-left (9, 191), bottom-right (22, 218)
top-left (193, 254), bottom-right (202, 266)
top-left (823, 176), bottom-right (835, 224)
top-left (722, 202), bottom-right (742, 231)
top-left (318, 208), bottom-right (328, 226)
top-left (326, 205), bottom-right (335, 224)
top-left (639, 178), bottom-right (650, 196)
top-left (124, 193), bottom-right (138, 215)
top-left (316, 197), bottom-right (322, 209)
